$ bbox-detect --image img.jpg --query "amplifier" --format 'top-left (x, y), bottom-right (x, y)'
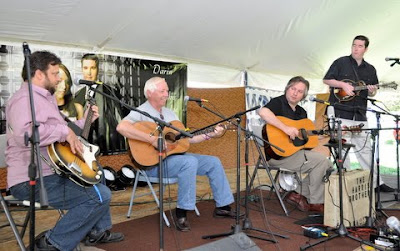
top-left (324, 169), bottom-right (374, 228)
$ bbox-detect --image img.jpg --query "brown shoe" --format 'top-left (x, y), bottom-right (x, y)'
top-left (309, 204), bottom-right (324, 213)
top-left (85, 230), bottom-right (124, 246)
top-left (213, 208), bottom-right (245, 219)
top-left (175, 217), bottom-right (191, 232)
top-left (286, 192), bottom-right (309, 212)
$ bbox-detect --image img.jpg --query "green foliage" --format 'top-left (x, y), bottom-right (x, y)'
top-left (350, 162), bottom-right (398, 175)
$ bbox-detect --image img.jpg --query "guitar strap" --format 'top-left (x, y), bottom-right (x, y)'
top-left (59, 112), bottom-right (83, 136)
top-left (350, 57), bottom-right (360, 82)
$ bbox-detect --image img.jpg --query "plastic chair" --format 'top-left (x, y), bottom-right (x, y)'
top-left (126, 167), bottom-right (200, 227)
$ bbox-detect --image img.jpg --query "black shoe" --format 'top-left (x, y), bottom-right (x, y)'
top-left (213, 208), bottom-right (244, 218)
top-left (175, 217), bottom-right (191, 232)
top-left (376, 184), bottom-right (395, 193)
top-left (85, 230), bottom-right (124, 246)
top-left (34, 231), bottom-right (59, 251)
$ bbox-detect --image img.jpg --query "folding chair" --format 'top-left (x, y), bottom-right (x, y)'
top-left (126, 167), bottom-right (200, 227)
top-left (0, 134), bottom-right (29, 250)
top-left (248, 125), bottom-right (300, 216)
top-left (0, 135), bottom-right (70, 251)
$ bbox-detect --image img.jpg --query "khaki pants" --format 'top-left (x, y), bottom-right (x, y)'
top-left (269, 150), bottom-right (332, 204)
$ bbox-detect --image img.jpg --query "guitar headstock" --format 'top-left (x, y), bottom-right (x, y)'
top-left (342, 123), bottom-right (364, 134)
top-left (380, 81), bottom-right (398, 90)
top-left (87, 97), bottom-right (96, 106)
top-left (221, 121), bottom-right (237, 131)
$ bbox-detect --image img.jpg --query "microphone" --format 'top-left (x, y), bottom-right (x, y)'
top-left (385, 57), bottom-right (399, 61)
top-left (78, 79), bottom-right (103, 86)
top-left (327, 105), bottom-right (336, 143)
top-left (22, 42), bottom-right (31, 55)
top-left (184, 96), bottom-right (209, 103)
top-left (386, 216), bottom-right (400, 234)
top-left (309, 95), bottom-right (331, 105)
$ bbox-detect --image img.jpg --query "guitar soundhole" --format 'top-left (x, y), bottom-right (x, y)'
top-left (292, 129), bottom-right (308, 146)
top-left (165, 132), bottom-right (177, 143)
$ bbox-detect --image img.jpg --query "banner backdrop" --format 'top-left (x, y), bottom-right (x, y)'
top-left (245, 86), bottom-right (315, 133)
top-left (0, 45), bottom-right (187, 155)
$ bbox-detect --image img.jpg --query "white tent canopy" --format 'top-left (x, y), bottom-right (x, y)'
top-left (1, 0), bottom-right (399, 92)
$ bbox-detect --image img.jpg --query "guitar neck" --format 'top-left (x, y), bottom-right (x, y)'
top-left (81, 104), bottom-right (94, 139)
top-left (354, 85), bottom-right (374, 91)
top-left (353, 83), bottom-right (392, 91)
top-left (192, 126), bottom-right (216, 136)
top-left (190, 123), bottom-right (231, 136)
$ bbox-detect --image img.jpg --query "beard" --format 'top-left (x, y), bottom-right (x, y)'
top-left (44, 75), bottom-right (57, 95)
top-left (48, 86), bottom-right (56, 95)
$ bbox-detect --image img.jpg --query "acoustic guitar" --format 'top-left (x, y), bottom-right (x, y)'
top-left (334, 79), bottom-right (397, 102)
top-left (262, 116), bottom-right (319, 159)
top-left (262, 116), bottom-right (365, 159)
top-left (47, 99), bottom-right (102, 186)
top-left (128, 120), bottom-right (234, 167)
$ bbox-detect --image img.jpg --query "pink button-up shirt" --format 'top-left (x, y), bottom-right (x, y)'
top-left (5, 83), bottom-right (85, 188)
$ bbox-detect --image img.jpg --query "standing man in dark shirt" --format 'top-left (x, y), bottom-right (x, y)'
top-left (323, 35), bottom-right (394, 192)
top-left (258, 76), bottom-right (331, 213)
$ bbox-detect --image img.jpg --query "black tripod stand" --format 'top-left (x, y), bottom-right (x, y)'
top-left (300, 119), bottom-right (385, 250)
top-left (369, 101), bottom-right (400, 212)
top-left (370, 109), bottom-right (388, 217)
top-left (393, 116), bottom-right (400, 201)
top-left (202, 106), bottom-right (276, 240)
top-left (241, 130), bottom-right (289, 242)
top-left (21, 43), bottom-right (49, 251)
top-left (189, 101), bottom-right (286, 242)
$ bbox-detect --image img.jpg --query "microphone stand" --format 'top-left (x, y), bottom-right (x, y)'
top-left (86, 85), bottom-right (193, 250)
top-left (301, 119), bottom-right (385, 251)
top-left (367, 100), bottom-right (400, 209)
top-left (371, 108), bottom-right (386, 217)
top-left (395, 116), bottom-right (400, 201)
top-left (198, 105), bottom-right (286, 242)
top-left (192, 102), bottom-right (287, 240)
top-left (243, 130), bottom-right (288, 240)
top-left (22, 42), bottom-right (49, 251)
top-left (201, 106), bottom-right (257, 239)
top-left (388, 59), bottom-right (400, 67)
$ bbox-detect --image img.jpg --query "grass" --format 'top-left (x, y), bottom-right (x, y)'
top-left (350, 162), bottom-right (399, 175)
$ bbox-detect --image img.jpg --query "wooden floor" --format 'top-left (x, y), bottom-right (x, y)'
top-left (0, 166), bottom-right (266, 251)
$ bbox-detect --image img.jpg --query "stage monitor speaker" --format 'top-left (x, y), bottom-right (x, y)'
top-left (185, 233), bottom-right (261, 251)
top-left (324, 169), bottom-right (374, 228)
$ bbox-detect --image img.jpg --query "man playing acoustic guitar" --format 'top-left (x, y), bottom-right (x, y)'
top-left (258, 76), bottom-right (332, 213)
top-left (117, 77), bottom-right (235, 232)
top-left (323, 35), bottom-right (394, 192)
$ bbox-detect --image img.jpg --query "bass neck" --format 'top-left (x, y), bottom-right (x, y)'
top-left (81, 100), bottom-right (95, 140)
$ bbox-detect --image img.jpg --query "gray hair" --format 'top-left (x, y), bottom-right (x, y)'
top-left (144, 77), bottom-right (165, 98)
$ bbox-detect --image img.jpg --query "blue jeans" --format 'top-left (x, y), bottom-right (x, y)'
top-left (10, 174), bottom-right (112, 251)
top-left (145, 153), bottom-right (234, 210)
